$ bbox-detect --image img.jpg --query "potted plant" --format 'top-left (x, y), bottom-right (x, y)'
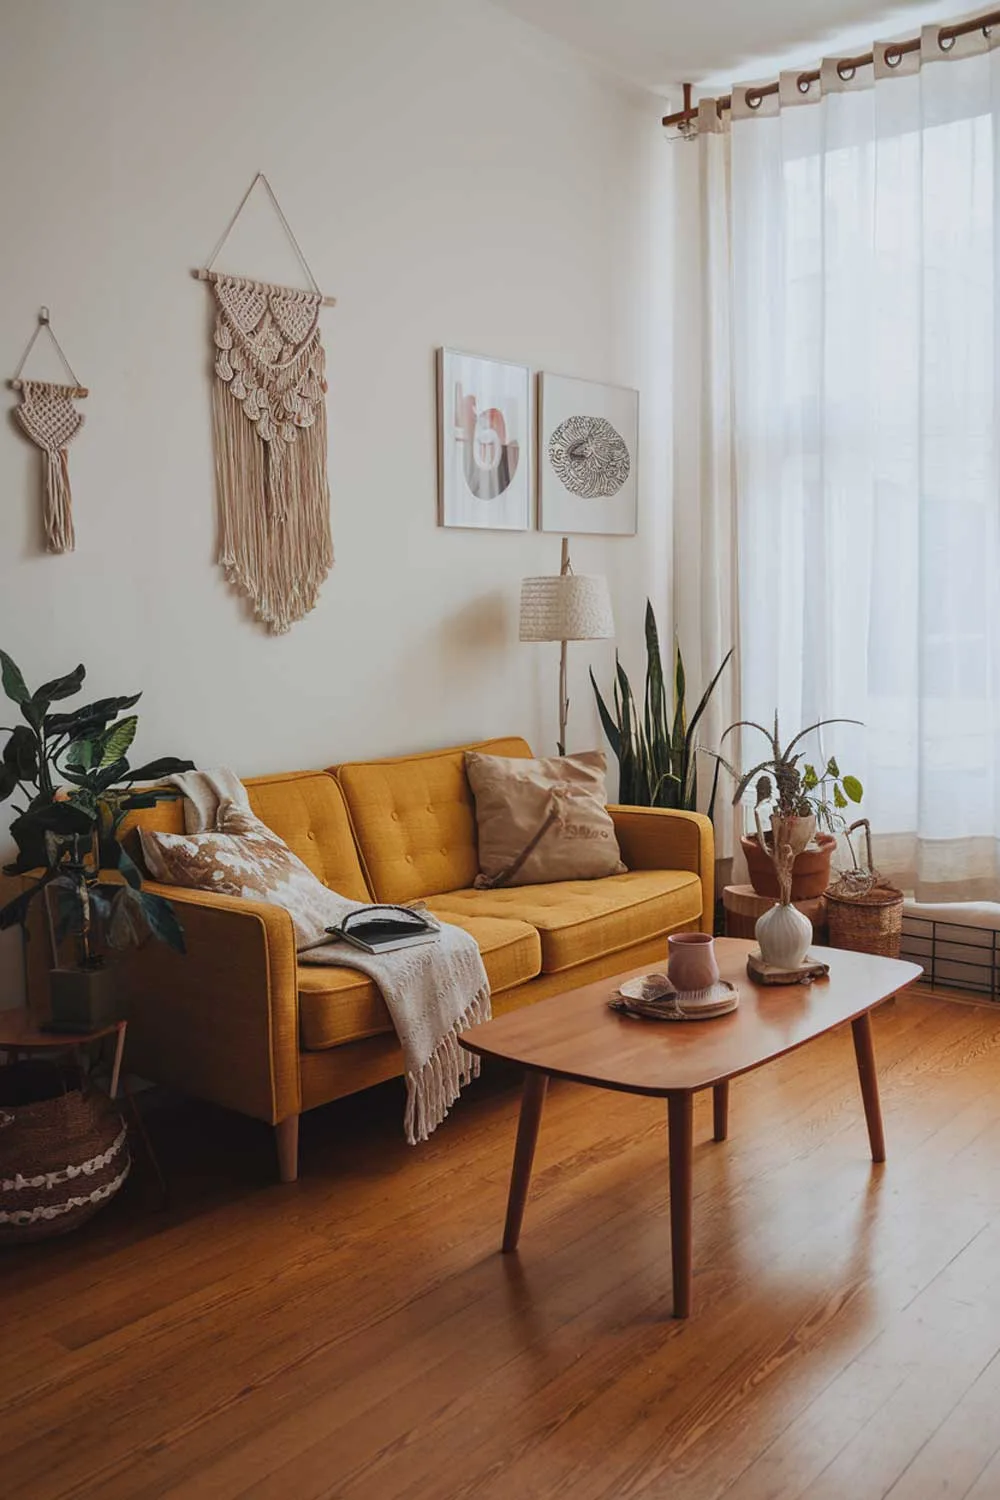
top-left (711, 714), bottom-right (863, 900)
top-left (590, 601), bottom-right (733, 811)
top-left (0, 651), bottom-right (194, 1027)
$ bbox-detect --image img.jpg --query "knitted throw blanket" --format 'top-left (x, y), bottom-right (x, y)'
top-left (164, 771), bottom-right (491, 1143)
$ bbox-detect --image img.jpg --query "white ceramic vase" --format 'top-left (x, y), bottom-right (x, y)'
top-left (755, 901), bottom-right (812, 970)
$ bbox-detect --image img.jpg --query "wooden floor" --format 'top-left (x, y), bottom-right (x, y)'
top-left (4, 989), bottom-right (1000, 1500)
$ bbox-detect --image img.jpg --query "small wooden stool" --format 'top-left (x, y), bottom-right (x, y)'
top-left (723, 884), bottom-right (829, 944)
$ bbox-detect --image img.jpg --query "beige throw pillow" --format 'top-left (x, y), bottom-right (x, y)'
top-left (139, 804), bottom-right (350, 950)
top-left (465, 749), bottom-right (625, 888)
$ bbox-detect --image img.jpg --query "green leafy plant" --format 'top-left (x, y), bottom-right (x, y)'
top-left (711, 713), bottom-right (864, 831)
top-left (590, 602), bottom-right (733, 811)
top-left (0, 651), bottom-right (194, 959)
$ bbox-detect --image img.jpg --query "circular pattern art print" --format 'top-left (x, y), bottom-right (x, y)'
top-left (547, 414), bottom-right (631, 500)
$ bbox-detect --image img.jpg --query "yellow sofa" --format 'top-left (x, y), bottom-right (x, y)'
top-left (113, 737), bottom-right (713, 1180)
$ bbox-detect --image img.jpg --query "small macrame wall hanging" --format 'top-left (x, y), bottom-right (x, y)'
top-left (194, 173), bottom-right (336, 634)
top-left (9, 308), bottom-right (87, 554)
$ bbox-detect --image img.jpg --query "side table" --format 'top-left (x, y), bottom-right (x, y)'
top-left (723, 884), bottom-right (829, 944)
top-left (0, 1010), bottom-right (166, 1201)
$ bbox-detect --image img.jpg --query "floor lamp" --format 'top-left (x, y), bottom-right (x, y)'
top-left (519, 538), bottom-right (615, 756)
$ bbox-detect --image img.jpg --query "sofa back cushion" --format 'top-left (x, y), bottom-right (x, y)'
top-left (127, 770), bottom-right (372, 902)
top-left (334, 737), bottom-right (533, 903)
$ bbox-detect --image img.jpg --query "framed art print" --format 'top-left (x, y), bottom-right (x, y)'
top-left (538, 373), bottom-right (638, 535)
top-left (437, 348), bottom-right (531, 530)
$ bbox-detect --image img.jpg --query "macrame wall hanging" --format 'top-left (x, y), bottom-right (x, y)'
top-left (9, 309), bottom-right (87, 554)
top-left (194, 173), bottom-right (336, 634)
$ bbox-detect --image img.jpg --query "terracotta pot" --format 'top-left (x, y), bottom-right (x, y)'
top-left (742, 829), bottom-right (837, 901)
top-left (667, 933), bottom-right (720, 993)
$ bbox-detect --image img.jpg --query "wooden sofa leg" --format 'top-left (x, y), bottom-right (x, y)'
top-left (275, 1115), bottom-right (299, 1183)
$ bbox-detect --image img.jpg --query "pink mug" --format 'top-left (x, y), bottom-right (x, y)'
top-left (667, 933), bottom-right (720, 994)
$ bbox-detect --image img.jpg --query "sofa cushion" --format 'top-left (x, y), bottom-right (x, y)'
top-left (127, 771), bottom-right (371, 903)
top-left (425, 871), bottom-right (703, 973)
top-left (298, 912), bottom-right (541, 1050)
top-left (465, 748), bottom-right (625, 886)
top-left (334, 737), bottom-right (533, 904)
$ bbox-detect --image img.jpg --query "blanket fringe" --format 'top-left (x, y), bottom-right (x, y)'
top-left (404, 986), bottom-right (492, 1145)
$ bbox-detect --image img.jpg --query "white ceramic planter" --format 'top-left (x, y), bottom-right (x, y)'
top-left (755, 901), bottom-right (812, 970)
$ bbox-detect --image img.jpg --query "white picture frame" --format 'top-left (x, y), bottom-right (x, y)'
top-left (437, 348), bottom-right (531, 530)
top-left (538, 373), bottom-right (638, 536)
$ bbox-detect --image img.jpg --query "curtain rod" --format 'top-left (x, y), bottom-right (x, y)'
top-left (661, 6), bottom-right (1000, 127)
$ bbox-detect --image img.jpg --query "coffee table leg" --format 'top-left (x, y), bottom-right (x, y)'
top-left (713, 1081), bottom-right (729, 1142)
top-left (502, 1071), bottom-right (549, 1253)
top-left (851, 1010), bottom-right (886, 1164)
top-left (667, 1091), bottom-right (695, 1318)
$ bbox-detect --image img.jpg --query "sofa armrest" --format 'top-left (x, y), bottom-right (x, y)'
top-left (117, 884), bottom-right (301, 1126)
top-left (608, 806), bottom-right (715, 931)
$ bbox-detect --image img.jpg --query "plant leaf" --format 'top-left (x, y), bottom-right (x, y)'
top-left (589, 669), bottom-right (621, 761)
top-left (33, 664), bottom-right (85, 707)
top-left (45, 693), bottom-right (142, 736)
top-left (126, 756), bottom-right (195, 782)
top-left (99, 715), bottom-right (138, 767)
top-left (719, 719), bottom-right (774, 749)
top-left (94, 757), bottom-right (129, 792)
top-left (3, 725), bottom-right (38, 781)
top-left (834, 784), bottom-right (848, 809)
top-left (731, 757), bottom-right (781, 806)
top-left (781, 718), bottom-right (863, 760)
top-left (685, 648), bottom-right (734, 744)
top-left (0, 651), bottom-right (30, 707)
top-left (136, 890), bottom-right (186, 954)
top-left (842, 775), bottom-right (863, 803)
top-left (115, 845), bottom-right (145, 891)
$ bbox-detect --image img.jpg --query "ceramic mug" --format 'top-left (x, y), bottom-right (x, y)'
top-left (667, 932), bottom-right (720, 994)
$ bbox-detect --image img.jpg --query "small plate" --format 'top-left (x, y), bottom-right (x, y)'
top-left (618, 973), bottom-right (674, 1003)
top-left (610, 978), bottom-right (739, 1023)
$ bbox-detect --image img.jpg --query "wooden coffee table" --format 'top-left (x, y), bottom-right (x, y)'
top-left (460, 938), bottom-right (922, 1318)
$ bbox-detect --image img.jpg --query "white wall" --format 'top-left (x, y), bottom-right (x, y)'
top-left (0, 0), bottom-right (673, 998)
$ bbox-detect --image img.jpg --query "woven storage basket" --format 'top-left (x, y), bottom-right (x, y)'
top-left (0, 1064), bottom-right (130, 1244)
top-left (825, 819), bottom-right (904, 960)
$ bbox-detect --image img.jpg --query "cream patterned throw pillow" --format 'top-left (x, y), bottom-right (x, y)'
top-left (139, 804), bottom-right (351, 950)
top-left (465, 749), bottom-right (626, 888)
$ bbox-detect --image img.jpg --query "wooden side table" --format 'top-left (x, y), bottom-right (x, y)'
top-left (723, 884), bottom-right (829, 943)
top-left (0, 1010), bottom-right (166, 1200)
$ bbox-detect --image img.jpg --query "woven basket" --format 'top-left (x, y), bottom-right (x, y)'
top-left (826, 883), bottom-right (904, 958)
top-left (825, 818), bottom-right (904, 960)
top-left (0, 1064), bottom-right (130, 1244)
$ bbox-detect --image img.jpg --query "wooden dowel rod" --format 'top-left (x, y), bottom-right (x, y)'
top-left (191, 267), bottom-right (336, 307)
top-left (662, 7), bottom-right (1000, 127)
top-left (8, 379), bottom-right (88, 397)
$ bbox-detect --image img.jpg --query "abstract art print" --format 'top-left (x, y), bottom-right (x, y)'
top-left (437, 348), bottom-right (530, 530)
top-left (539, 374), bottom-right (638, 535)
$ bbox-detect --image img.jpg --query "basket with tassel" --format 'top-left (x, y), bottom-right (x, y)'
top-left (825, 818), bottom-right (903, 960)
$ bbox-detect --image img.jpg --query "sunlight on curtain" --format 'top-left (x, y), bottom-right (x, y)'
top-left (730, 50), bottom-right (1000, 900)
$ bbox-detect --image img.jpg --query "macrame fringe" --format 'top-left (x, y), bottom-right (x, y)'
top-left (213, 380), bottom-right (332, 634)
top-left (13, 378), bottom-right (84, 556)
top-left (404, 987), bottom-right (492, 1145)
top-left (44, 448), bottom-right (75, 554)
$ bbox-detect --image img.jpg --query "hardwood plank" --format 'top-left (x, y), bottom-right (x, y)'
top-left (1, 993), bottom-right (998, 1500)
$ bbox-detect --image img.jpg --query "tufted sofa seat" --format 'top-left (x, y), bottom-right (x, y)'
top-left (92, 737), bottom-right (715, 1181)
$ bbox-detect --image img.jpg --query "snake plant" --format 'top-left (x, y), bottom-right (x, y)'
top-left (590, 602), bottom-right (733, 812)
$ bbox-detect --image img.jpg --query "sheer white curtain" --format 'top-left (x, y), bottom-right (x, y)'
top-left (688, 33), bottom-right (1000, 901)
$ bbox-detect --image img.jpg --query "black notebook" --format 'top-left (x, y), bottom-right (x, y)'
top-left (326, 904), bottom-right (441, 955)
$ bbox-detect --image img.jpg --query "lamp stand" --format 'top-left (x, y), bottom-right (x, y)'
top-left (557, 537), bottom-right (570, 756)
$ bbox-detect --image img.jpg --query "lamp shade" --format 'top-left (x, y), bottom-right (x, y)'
top-left (519, 574), bottom-right (615, 643)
